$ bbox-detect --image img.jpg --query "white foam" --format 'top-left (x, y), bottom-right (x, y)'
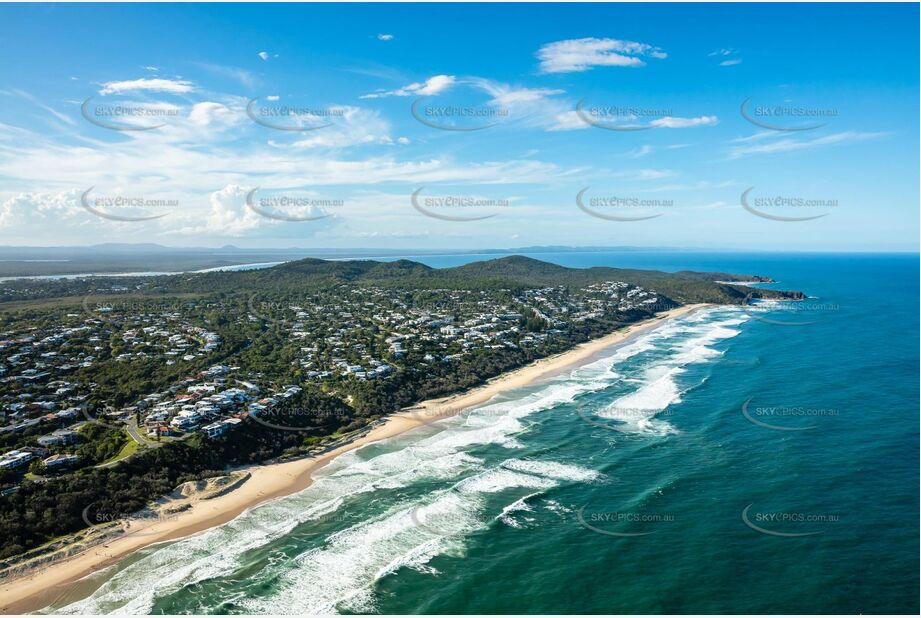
top-left (55, 306), bottom-right (744, 615)
top-left (501, 459), bottom-right (601, 482)
top-left (497, 493), bottom-right (537, 528)
top-left (587, 307), bottom-right (750, 436)
top-left (240, 456), bottom-right (591, 615)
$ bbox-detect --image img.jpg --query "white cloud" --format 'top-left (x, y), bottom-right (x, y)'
top-left (362, 75), bottom-right (572, 132)
top-left (8, 88), bottom-right (76, 127)
top-left (376, 34), bottom-right (394, 41)
top-left (728, 131), bottom-right (886, 158)
top-left (467, 79), bottom-right (563, 106)
top-left (629, 145), bottom-right (654, 158)
top-left (281, 106), bottom-right (393, 149)
top-left (258, 51), bottom-right (269, 61)
top-left (547, 110), bottom-right (590, 131)
top-left (710, 48), bottom-right (742, 66)
top-left (195, 185), bottom-right (264, 235)
top-left (641, 180), bottom-right (735, 193)
top-left (648, 115), bottom-right (718, 129)
top-left (537, 37), bottom-right (666, 73)
top-left (614, 168), bottom-right (677, 181)
top-left (360, 74), bottom-right (456, 99)
top-left (99, 78), bottom-right (194, 95)
top-left (188, 102), bottom-right (235, 127)
top-left (0, 190), bottom-right (81, 228)
top-left (195, 63), bottom-right (257, 89)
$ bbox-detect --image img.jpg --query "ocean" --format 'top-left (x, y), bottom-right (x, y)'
top-left (46, 252), bottom-right (919, 614)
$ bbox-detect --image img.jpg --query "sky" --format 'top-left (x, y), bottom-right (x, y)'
top-left (0, 3), bottom-right (918, 252)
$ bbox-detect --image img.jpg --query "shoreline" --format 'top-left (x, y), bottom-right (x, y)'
top-left (0, 303), bottom-right (709, 614)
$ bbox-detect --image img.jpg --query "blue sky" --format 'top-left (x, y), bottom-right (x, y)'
top-left (0, 3), bottom-right (917, 251)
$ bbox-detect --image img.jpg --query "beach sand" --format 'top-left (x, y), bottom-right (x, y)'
top-left (0, 303), bottom-right (707, 614)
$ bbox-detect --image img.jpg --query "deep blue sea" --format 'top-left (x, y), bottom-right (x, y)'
top-left (49, 252), bottom-right (919, 614)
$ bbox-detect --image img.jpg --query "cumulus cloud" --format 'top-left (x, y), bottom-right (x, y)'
top-left (537, 37), bottom-right (666, 73)
top-left (99, 78), bottom-right (195, 95)
top-left (191, 184), bottom-right (264, 236)
top-left (0, 190), bottom-right (81, 228)
top-left (376, 34), bottom-right (394, 41)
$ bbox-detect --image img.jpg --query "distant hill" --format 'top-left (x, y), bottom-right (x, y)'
top-left (175, 254), bottom-right (804, 305)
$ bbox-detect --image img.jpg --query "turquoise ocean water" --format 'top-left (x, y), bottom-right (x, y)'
top-left (47, 252), bottom-right (918, 614)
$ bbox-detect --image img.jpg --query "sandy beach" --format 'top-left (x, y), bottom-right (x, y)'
top-left (0, 303), bottom-right (707, 614)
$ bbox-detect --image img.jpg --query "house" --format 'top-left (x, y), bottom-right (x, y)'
top-left (43, 453), bottom-right (79, 469)
top-left (202, 418), bottom-right (242, 438)
top-left (170, 410), bottom-right (202, 431)
top-left (147, 425), bottom-right (173, 437)
top-left (37, 428), bottom-right (79, 447)
top-left (201, 421), bottom-right (228, 438)
top-left (0, 449), bottom-right (35, 470)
